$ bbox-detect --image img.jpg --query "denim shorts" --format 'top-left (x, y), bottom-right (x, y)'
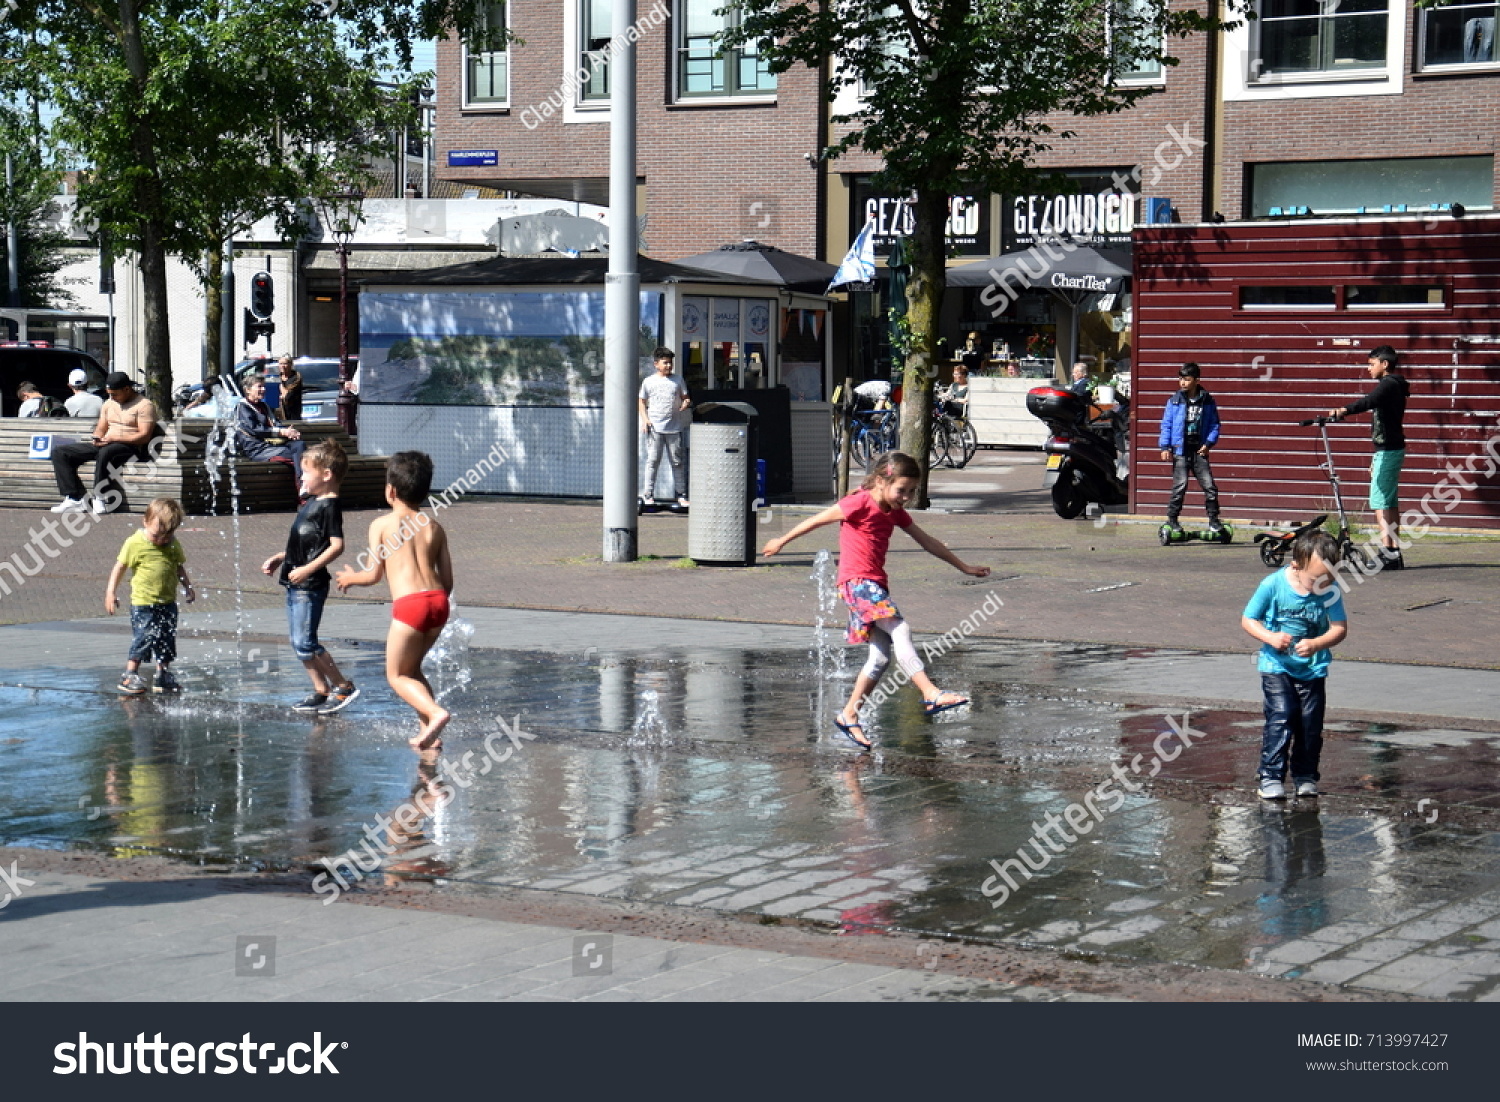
top-left (286, 582), bottom-right (329, 661)
top-left (128, 603), bottom-right (178, 664)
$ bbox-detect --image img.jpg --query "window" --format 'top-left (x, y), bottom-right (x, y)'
top-left (1111, 0), bottom-right (1163, 82)
top-left (464, 1), bottom-right (509, 107)
top-left (677, 0), bottom-right (775, 98)
top-left (1251, 0), bottom-right (1388, 79)
top-left (1345, 285), bottom-right (1446, 310)
top-left (1249, 156), bottom-right (1494, 216)
top-left (1240, 286), bottom-right (1336, 310)
top-left (855, 5), bottom-right (909, 98)
top-left (581, 0), bottom-right (612, 101)
top-left (1239, 285), bottom-right (1450, 312)
top-left (1420, 2), bottom-right (1498, 68)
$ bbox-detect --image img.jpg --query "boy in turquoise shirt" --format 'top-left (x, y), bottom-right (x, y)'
top-left (1241, 530), bottom-right (1348, 801)
top-left (106, 497), bottom-right (195, 694)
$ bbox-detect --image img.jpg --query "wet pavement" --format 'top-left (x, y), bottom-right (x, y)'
top-left (3, 610), bottom-right (1499, 1001)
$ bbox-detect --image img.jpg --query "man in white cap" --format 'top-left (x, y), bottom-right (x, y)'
top-left (51, 372), bottom-right (157, 515)
top-left (65, 369), bottom-right (104, 419)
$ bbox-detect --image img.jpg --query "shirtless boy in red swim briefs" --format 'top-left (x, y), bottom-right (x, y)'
top-left (336, 451), bottom-right (455, 751)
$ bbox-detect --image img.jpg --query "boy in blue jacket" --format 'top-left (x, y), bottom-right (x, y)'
top-left (1157, 362), bottom-right (1222, 535)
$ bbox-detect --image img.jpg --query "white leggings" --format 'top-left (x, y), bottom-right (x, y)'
top-left (861, 617), bottom-right (925, 683)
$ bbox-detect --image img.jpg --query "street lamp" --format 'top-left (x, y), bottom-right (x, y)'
top-left (317, 186), bottom-right (365, 436)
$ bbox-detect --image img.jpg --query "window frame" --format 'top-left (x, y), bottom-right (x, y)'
top-left (1110, 0), bottom-right (1166, 85)
top-left (462, 0), bottom-right (511, 110)
top-left (1232, 279), bottom-right (1453, 317)
top-left (1248, 0), bottom-right (1392, 85)
top-left (579, 0), bottom-right (613, 105)
top-left (673, 0), bottom-right (777, 103)
top-left (1416, 0), bottom-right (1500, 73)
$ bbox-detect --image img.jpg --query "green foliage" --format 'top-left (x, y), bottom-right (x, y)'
top-left (0, 0), bottom-right (495, 406)
top-left (0, 109), bottom-right (72, 309)
top-left (725, 0), bottom-right (1234, 199)
top-left (723, 0), bottom-right (1235, 500)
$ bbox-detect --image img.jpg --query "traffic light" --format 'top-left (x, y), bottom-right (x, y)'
top-left (244, 307), bottom-right (275, 345)
top-left (250, 271), bottom-right (274, 319)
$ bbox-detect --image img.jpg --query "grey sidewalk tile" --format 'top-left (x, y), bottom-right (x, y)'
top-left (602, 967), bottom-right (726, 1001)
top-left (1342, 937), bottom-right (1426, 963)
top-left (1263, 939), bottom-right (1337, 966)
top-left (1408, 970), bottom-right (1489, 999)
top-left (1300, 957), bottom-right (1379, 985)
top-left (421, 974), bottom-right (553, 1001)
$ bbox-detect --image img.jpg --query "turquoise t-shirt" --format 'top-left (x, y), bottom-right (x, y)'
top-left (1243, 567), bottom-right (1346, 680)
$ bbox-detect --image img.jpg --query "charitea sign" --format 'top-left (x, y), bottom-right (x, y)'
top-left (1050, 272), bottom-right (1115, 292)
top-left (1008, 190), bottom-right (1135, 249)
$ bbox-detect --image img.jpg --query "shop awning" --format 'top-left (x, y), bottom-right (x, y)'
top-left (945, 245), bottom-right (1131, 292)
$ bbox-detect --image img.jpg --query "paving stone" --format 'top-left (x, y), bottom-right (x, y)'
top-left (1263, 939), bottom-right (1336, 966)
top-left (1299, 957), bottom-right (1378, 985)
top-left (1342, 938), bottom-right (1426, 964)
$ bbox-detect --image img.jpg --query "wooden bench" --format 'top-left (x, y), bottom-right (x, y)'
top-left (0, 418), bottom-right (389, 514)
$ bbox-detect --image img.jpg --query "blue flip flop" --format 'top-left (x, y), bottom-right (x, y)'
top-left (922, 692), bottom-right (968, 717)
top-left (833, 716), bottom-right (872, 749)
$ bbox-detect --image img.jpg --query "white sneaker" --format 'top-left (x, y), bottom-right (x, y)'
top-left (1258, 779), bottom-right (1286, 800)
top-left (89, 496), bottom-right (110, 516)
top-left (51, 498), bottom-right (85, 513)
top-left (1295, 780), bottom-right (1319, 798)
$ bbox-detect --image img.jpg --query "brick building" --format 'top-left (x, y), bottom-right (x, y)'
top-left (433, 0), bottom-right (824, 262)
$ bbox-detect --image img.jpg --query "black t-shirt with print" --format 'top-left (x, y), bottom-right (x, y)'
top-left (280, 495), bottom-right (343, 588)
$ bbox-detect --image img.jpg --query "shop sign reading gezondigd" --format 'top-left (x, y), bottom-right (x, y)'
top-left (850, 176), bottom-right (991, 257)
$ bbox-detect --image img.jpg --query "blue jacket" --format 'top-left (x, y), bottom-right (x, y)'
top-left (1158, 388), bottom-right (1221, 454)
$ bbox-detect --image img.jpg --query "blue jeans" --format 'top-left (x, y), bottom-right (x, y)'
top-left (1259, 673), bottom-right (1325, 783)
top-left (286, 582), bottom-right (329, 661)
top-left (128, 603), bottom-right (178, 664)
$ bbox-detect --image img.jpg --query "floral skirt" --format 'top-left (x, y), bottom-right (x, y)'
top-left (839, 578), bottom-right (901, 644)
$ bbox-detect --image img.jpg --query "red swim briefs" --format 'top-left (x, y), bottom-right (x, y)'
top-left (391, 589), bottom-right (450, 633)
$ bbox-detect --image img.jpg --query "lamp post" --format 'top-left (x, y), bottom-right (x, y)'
top-left (319, 187), bottom-right (365, 436)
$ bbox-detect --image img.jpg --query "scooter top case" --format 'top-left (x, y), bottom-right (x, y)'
top-left (1026, 386), bottom-right (1089, 424)
top-left (1158, 522), bottom-right (1234, 546)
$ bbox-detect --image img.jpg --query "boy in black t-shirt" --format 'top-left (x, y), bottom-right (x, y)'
top-left (260, 439), bottom-right (359, 714)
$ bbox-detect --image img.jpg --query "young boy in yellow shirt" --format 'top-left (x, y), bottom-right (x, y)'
top-left (106, 497), bottom-right (194, 694)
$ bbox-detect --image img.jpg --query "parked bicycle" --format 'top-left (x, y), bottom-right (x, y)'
top-left (930, 385), bottom-right (977, 469)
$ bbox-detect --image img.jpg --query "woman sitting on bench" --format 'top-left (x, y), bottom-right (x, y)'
top-left (235, 376), bottom-right (305, 479)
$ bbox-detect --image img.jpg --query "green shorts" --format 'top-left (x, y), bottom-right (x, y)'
top-left (1369, 448), bottom-right (1405, 511)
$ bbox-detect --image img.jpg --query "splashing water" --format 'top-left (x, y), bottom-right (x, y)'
top-left (201, 402), bottom-right (248, 677)
top-left (424, 615), bottom-right (475, 703)
top-left (631, 688), bottom-right (669, 741)
top-left (810, 548), bottom-right (847, 678)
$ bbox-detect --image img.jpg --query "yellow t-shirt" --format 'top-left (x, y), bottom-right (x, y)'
top-left (118, 530), bottom-right (185, 606)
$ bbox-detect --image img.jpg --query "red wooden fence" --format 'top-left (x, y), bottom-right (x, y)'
top-left (1132, 216), bottom-right (1500, 529)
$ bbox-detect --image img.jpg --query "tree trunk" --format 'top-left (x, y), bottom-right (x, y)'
top-left (898, 186), bottom-right (949, 509)
top-left (118, 0), bottom-right (173, 418)
top-left (202, 241), bottom-right (223, 383)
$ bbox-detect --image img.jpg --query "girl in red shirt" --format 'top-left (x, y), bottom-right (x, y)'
top-left (762, 452), bottom-right (990, 749)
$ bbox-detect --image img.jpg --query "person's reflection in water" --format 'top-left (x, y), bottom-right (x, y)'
top-left (1254, 806), bottom-right (1328, 943)
top-left (380, 752), bottom-right (454, 887)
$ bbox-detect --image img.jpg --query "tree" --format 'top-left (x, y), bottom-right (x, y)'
top-left (725, 0), bottom-right (1230, 505)
top-left (1, 0), bottom-right (494, 414)
top-left (0, 107), bottom-right (72, 310)
top-left (151, 16), bottom-right (420, 369)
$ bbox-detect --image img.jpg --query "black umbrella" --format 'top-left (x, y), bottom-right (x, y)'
top-left (672, 240), bottom-right (838, 293)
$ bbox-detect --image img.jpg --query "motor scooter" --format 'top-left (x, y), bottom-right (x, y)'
top-left (1025, 386), bottom-right (1130, 518)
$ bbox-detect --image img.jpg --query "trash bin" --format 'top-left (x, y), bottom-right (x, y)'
top-left (688, 401), bottom-right (759, 566)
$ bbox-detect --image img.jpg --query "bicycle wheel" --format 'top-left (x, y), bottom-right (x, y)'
top-left (853, 425), bottom-right (879, 470)
top-left (928, 420), bottom-right (953, 469)
top-left (953, 419), bottom-right (978, 468)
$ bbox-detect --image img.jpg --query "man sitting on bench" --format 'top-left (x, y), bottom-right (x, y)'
top-left (51, 372), bottom-right (158, 516)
